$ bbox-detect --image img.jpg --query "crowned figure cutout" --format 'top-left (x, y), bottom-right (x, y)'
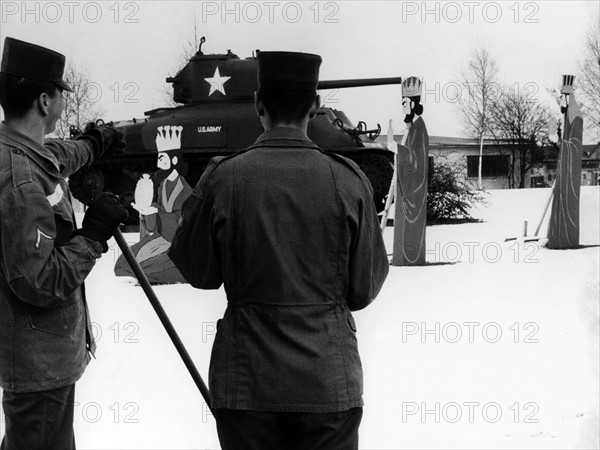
top-left (114, 125), bottom-right (193, 284)
top-left (392, 76), bottom-right (429, 266)
top-left (547, 75), bottom-right (583, 249)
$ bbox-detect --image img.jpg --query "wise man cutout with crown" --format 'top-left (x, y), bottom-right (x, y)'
top-left (114, 125), bottom-right (192, 283)
top-left (547, 75), bottom-right (583, 249)
top-left (392, 76), bottom-right (429, 266)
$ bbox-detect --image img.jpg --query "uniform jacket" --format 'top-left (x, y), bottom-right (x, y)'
top-left (170, 127), bottom-right (389, 412)
top-left (0, 122), bottom-right (102, 393)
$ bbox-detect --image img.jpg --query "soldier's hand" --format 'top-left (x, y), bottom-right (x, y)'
top-left (77, 193), bottom-right (129, 252)
top-left (101, 123), bottom-right (126, 155)
top-left (76, 121), bottom-right (126, 159)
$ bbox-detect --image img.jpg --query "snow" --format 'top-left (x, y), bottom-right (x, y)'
top-left (2, 187), bottom-right (599, 449)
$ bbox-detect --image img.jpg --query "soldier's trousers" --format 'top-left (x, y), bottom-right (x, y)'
top-left (1, 384), bottom-right (76, 450)
top-left (213, 407), bottom-right (363, 450)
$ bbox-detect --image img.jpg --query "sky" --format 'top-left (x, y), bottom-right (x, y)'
top-left (1, 0), bottom-right (599, 141)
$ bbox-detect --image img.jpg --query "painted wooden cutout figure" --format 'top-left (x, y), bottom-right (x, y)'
top-left (547, 75), bottom-right (583, 249)
top-left (114, 126), bottom-right (192, 283)
top-left (392, 76), bottom-right (429, 265)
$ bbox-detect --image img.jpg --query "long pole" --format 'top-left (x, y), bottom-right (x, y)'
top-left (113, 229), bottom-right (212, 411)
top-left (380, 121), bottom-right (398, 233)
top-left (380, 160), bottom-right (397, 233)
top-left (380, 127), bottom-right (409, 233)
top-left (477, 132), bottom-right (484, 190)
top-left (534, 181), bottom-right (555, 236)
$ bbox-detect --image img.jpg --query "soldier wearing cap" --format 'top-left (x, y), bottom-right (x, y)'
top-left (170, 51), bottom-right (388, 449)
top-left (0, 37), bottom-right (128, 449)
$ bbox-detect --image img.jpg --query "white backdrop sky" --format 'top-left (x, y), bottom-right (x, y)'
top-left (1, 1), bottom-right (598, 140)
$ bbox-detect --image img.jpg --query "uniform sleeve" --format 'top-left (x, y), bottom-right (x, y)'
top-left (0, 181), bottom-right (102, 309)
top-left (44, 139), bottom-right (95, 178)
top-left (346, 176), bottom-right (389, 311)
top-left (169, 161), bottom-right (223, 289)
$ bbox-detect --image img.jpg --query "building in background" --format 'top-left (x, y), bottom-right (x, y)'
top-left (545, 143), bottom-right (600, 187)
top-left (378, 135), bottom-right (599, 190)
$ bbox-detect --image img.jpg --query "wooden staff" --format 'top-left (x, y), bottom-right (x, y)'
top-left (113, 229), bottom-right (212, 411)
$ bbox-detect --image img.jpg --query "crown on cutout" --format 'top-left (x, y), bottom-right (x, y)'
top-left (156, 125), bottom-right (183, 152)
top-left (560, 75), bottom-right (575, 95)
top-left (402, 76), bottom-right (422, 97)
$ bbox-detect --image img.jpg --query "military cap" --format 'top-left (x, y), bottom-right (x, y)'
top-left (257, 51), bottom-right (322, 91)
top-left (1, 37), bottom-right (72, 92)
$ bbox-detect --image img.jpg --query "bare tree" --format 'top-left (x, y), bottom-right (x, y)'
top-left (159, 18), bottom-right (204, 106)
top-left (577, 12), bottom-right (600, 142)
top-left (54, 62), bottom-right (105, 139)
top-left (489, 90), bottom-right (551, 188)
top-left (457, 47), bottom-right (499, 190)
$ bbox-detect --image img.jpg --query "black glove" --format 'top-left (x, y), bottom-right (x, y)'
top-left (76, 193), bottom-right (129, 252)
top-left (76, 121), bottom-right (126, 159)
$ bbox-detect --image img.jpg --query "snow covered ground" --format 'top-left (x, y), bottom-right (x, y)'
top-left (1, 187), bottom-right (599, 449)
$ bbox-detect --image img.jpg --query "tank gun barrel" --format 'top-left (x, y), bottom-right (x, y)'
top-left (317, 76), bottom-right (402, 90)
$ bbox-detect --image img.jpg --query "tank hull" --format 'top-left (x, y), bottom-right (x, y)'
top-left (69, 102), bottom-right (394, 220)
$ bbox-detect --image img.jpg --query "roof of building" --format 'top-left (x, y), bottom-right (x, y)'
top-left (375, 134), bottom-right (516, 148)
top-left (583, 143), bottom-right (600, 159)
top-left (374, 133), bottom-right (600, 159)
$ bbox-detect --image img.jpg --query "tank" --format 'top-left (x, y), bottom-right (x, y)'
top-left (69, 40), bottom-right (400, 220)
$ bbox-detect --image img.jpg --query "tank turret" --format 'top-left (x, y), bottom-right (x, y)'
top-left (166, 37), bottom-right (402, 103)
top-left (69, 39), bottom-right (401, 220)
top-left (166, 38), bottom-right (257, 103)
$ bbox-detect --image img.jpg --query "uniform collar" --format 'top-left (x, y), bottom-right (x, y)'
top-left (256, 127), bottom-right (311, 143)
top-left (0, 122), bottom-right (61, 173)
top-left (252, 127), bottom-right (319, 149)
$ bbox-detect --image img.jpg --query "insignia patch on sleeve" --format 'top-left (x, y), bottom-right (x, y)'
top-left (35, 227), bottom-right (54, 249)
top-left (46, 183), bottom-right (64, 207)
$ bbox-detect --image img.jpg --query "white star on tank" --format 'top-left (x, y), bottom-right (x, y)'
top-left (204, 67), bottom-right (231, 96)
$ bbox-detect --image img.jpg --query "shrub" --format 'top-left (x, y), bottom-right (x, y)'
top-left (427, 156), bottom-right (485, 223)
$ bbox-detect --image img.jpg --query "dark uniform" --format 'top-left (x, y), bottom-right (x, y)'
top-left (170, 51), bottom-right (388, 449)
top-left (0, 124), bottom-right (100, 448)
top-left (0, 37), bottom-right (126, 450)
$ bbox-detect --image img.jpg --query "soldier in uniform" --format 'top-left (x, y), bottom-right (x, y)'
top-left (169, 51), bottom-right (389, 449)
top-left (0, 37), bottom-right (128, 449)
